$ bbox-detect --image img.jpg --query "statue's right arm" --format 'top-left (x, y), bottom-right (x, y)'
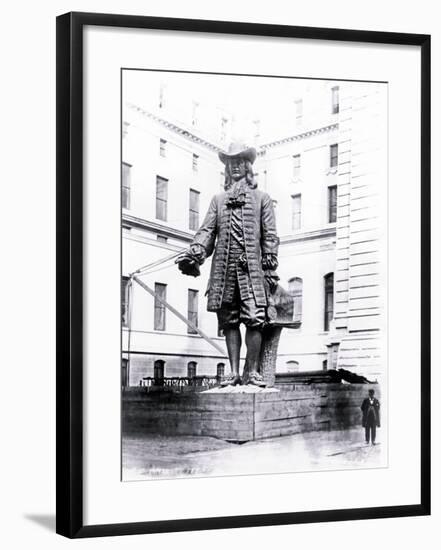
top-left (191, 196), bottom-right (218, 259)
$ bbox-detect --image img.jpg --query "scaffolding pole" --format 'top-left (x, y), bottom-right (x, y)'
top-left (132, 276), bottom-right (227, 357)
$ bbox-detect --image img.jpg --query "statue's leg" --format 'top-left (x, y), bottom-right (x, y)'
top-left (245, 327), bottom-right (263, 375)
top-left (224, 327), bottom-right (242, 376)
top-left (217, 302), bottom-right (242, 385)
top-left (240, 295), bottom-right (266, 385)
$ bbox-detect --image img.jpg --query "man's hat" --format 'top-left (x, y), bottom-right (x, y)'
top-left (218, 142), bottom-right (257, 165)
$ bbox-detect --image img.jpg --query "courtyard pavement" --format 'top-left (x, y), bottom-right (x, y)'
top-left (122, 428), bottom-right (385, 481)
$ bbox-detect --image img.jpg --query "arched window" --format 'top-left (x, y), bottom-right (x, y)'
top-left (216, 363), bottom-right (225, 378)
top-left (324, 273), bottom-right (334, 331)
top-left (288, 277), bottom-right (303, 323)
top-left (187, 361), bottom-right (197, 379)
top-left (153, 360), bottom-right (165, 386)
top-left (286, 360), bottom-right (300, 373)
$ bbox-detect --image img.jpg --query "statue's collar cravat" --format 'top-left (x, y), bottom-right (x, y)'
top-left (225, 178), bottom-right (248, 208)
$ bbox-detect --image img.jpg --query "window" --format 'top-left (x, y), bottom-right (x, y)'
top-left (159, 138), bottom-right (166, 157)
top-left (122, 162), bottom-right (131, 209)
top-left (288, 277), bottom-right (303, 323)
top-left (286, 360), bottom-right (300, 373)
top-left (154, 360), bottom-right (165, 385)
top-left (192, 153), bottom-right (199, 172)
top-left (154, 283), bottom-right (167, 331)
top-left (187, 361), bottom-right (197, 378)
top-left (156, 235), bottom-right (168, 244)
top-left (291, 194), bottom-right (301, 230)
top-left (330, 144), bottom-right (338, 168)
top-left (155, 176), bottom-right (168, 221)
top-left (294, 99), bottom-right (303, 124)
top-left (293, 154), bottom-right (301, 180)
top-left (189, 189), bottom-right (200, 230)
top-left (328, 185), bottom-right (337, 223)
top-left (192, 101), bottom-right (199, 126)
top-left (121, 276), bottom-right (130, 327)
top-left (217, 363), bottom-right (225, 378)
top-left (324, 273), bottom-right (334, 331)
top-left (187, 289), bottom-right (199, 334)
top-left (322, 359), bottom-right (328, 370)
top-left (331, 86), bottom-right (340, 114)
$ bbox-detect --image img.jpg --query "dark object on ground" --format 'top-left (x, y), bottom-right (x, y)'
top-left (275, 368), bottom-right (376, 386)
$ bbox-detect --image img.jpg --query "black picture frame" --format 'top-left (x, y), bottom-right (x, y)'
top-left (56, 11), bottom-right (431, 538)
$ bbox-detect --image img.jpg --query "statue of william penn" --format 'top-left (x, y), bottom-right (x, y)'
top-left (177, 142), bottom-right (280, 387)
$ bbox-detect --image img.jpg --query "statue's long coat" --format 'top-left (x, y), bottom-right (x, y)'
top-left (192, 188), bottom-right (279, 311)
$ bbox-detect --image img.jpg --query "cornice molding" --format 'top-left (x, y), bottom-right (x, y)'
top-left (123, 213), bottom-right (194, 242)
top-left (123, 217), bottom-right (336, 246)
top-left (259, 123), bottom-right (339, 153)
top-left (127, 103), bottom-right (223, 154)
top-left (126, 102), bottom-right (339, 157)
top-left (280, 226), bottom-right (336, 245)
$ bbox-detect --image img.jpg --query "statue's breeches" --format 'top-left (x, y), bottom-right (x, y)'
top-left (217, 281), bottom-right (267, 330)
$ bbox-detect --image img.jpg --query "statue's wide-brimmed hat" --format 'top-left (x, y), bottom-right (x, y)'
top-left (218, 142), bottom-right (257, 165)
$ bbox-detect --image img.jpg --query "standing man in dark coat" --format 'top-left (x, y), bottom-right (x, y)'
top-left (177, 142), bottom-right (279, 387)
top-left (361, 389), bottom-right (380, 445)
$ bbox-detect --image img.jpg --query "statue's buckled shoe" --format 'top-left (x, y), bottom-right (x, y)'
top-left (220, 374), bottom-right (242, 387)
top-left (247, 372), bottom-right (266, 387)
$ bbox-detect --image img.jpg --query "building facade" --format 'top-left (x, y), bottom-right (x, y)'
top-left (122, 73), bottom-right (387, 386)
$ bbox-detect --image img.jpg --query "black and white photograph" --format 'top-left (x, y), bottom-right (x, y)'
top-left (0, 0), bottom-right (435, 545)
top-left (121, 69), bottom-right (388, 481)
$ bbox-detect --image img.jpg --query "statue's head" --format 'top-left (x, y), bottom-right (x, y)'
top-left (218, 142), bottom-right (257, 191)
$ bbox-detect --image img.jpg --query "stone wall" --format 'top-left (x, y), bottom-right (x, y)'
top-left (332, 83), bottom-right (387, 380)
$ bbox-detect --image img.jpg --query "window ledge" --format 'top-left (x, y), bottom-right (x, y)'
top-left (325, 168), bottom-right (338, 176)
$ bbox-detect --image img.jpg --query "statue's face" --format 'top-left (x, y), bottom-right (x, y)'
top-left (229, 157), bottom-right (246, 181)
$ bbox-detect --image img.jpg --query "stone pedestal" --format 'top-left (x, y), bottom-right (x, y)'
top-left (123, 384), bottom-right (380, 442)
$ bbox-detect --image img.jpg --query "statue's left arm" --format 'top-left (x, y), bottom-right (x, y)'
top-left (260, 193), bottom-right (279, 271)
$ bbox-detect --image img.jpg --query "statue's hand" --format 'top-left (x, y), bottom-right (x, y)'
top-left (176, 246), bottom-right (205, 277)
top-left (189, 243), bottom-right (207, 264)
top-left (262, 253), bottom-right (278, 271)
top-left (176, 255), bottom-right (201, 277)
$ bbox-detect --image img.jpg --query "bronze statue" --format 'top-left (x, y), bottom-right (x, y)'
top-left (177, 142), bottom-right (287, 387)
